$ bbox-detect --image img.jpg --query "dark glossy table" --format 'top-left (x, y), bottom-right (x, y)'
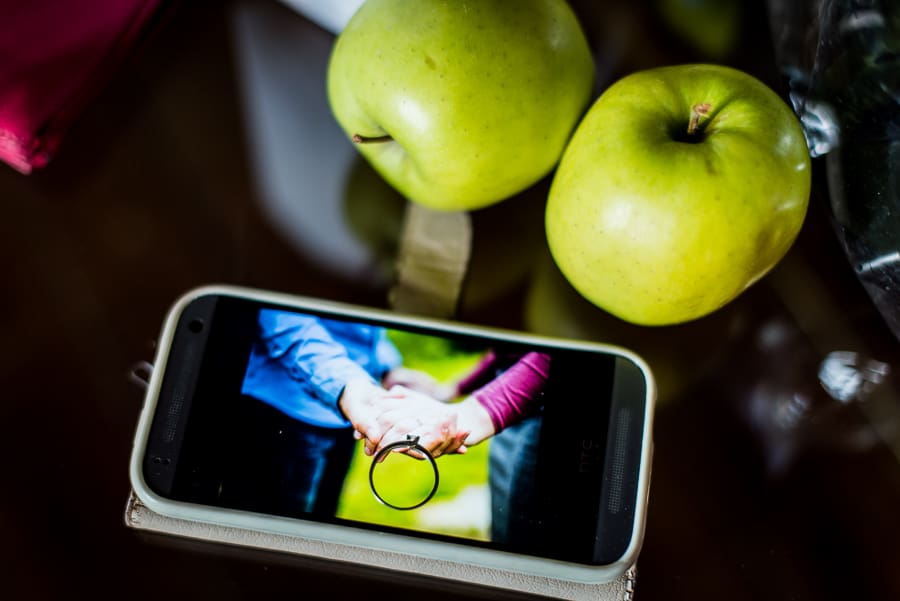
top-left (2, 1), bottom-right (898, 599)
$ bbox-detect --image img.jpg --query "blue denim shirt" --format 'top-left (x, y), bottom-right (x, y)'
top-left (241, 309), bottom-right (402, 428)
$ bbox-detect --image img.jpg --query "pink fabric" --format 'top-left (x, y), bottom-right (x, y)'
top-left (473, 352), bottom-right (551, 433)
top-left (0, 0), bottom-right (164, 173)
top-left (455, 349), bottom-right (498, 396)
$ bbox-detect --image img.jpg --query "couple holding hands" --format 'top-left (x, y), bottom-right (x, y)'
top-left (234, 308), bottom-right (549, 526)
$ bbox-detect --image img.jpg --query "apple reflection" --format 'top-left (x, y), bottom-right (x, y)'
top-left (341, 155), bottom-right (407, 282)
top-left (459, 178), bottom-right (549, 313)
top-left (523, 248), bottom-right (748, 406)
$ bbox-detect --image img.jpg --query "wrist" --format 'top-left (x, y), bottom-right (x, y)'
top-left (457, 396), bottom-right (495, 446)
top-left (338, 377), bottom-right (379, 421)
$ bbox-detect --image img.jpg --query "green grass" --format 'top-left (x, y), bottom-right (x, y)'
top-left (335, 329), bottom-right (492, 540)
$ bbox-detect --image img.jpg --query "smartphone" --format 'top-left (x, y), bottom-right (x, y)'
top-left (129, 285), bottom-right (654, 590)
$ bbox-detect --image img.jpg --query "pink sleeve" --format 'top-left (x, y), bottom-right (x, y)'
top-left (455, 349), bottom-right (498, 395)
top-left (472, 352), bottom-right (550, 433)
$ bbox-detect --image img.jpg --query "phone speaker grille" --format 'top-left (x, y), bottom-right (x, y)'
top-left (163, 390), bottom-right (185, 443)
top-left (162, 344), bottom-right (195, 443)
top-left (607, 408), bottom-right (631, 514)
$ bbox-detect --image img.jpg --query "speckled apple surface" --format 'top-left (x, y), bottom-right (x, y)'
top-left (546, 64), bottom-right (811, 325)
top-left (327, 0), bottom-right (595, 211)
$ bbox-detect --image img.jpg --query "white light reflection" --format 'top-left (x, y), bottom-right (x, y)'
top-left (819, 350), bottom-right (890, 404)
top-left (859, 251), bottom-right (900, 274)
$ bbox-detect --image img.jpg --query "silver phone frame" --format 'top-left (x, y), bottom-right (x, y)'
top-left (129, 284), bottom-right (656, 586)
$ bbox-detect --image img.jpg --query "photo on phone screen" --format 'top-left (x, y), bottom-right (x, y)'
top-left (141, 294), bottom-right (649, 567)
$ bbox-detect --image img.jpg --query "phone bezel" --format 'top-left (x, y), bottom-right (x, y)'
top-left (129, 284), bottom-right (655, 585)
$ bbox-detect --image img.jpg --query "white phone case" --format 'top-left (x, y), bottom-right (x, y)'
top-left (124, 490), bottom-right (637, 600)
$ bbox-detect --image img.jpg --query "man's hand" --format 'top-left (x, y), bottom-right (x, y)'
top-left (338, 377), bottom-right (397, 439)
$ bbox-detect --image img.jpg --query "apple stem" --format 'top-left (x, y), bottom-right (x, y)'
top-left (687, 103), bottom-right (713, 137)
top-left (352, 133), bottom-right (394, 144)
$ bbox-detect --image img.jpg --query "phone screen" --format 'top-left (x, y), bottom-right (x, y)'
top-left (142, 293), bottom-right (647, 566)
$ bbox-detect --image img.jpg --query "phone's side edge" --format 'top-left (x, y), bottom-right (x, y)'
top-left (608, 350), bottom-right (656, 577)
top-left (127, 286), bottom-right (219, 518)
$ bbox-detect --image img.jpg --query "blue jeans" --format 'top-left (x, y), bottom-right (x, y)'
top-left (222, 395), bottom-right (356, 518)
top-left (286, 419), bottom-right (355, 514)
top-left (488, 415), bottom-right (542, 545)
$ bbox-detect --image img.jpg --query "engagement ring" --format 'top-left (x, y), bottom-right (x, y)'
top-left (368, 434), bottom-right (439, 510)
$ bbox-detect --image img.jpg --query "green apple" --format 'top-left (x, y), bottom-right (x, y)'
top-left (327, 0), bottom-right (594, 212)
top-left (546, 64), bottom-right (811, 326)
